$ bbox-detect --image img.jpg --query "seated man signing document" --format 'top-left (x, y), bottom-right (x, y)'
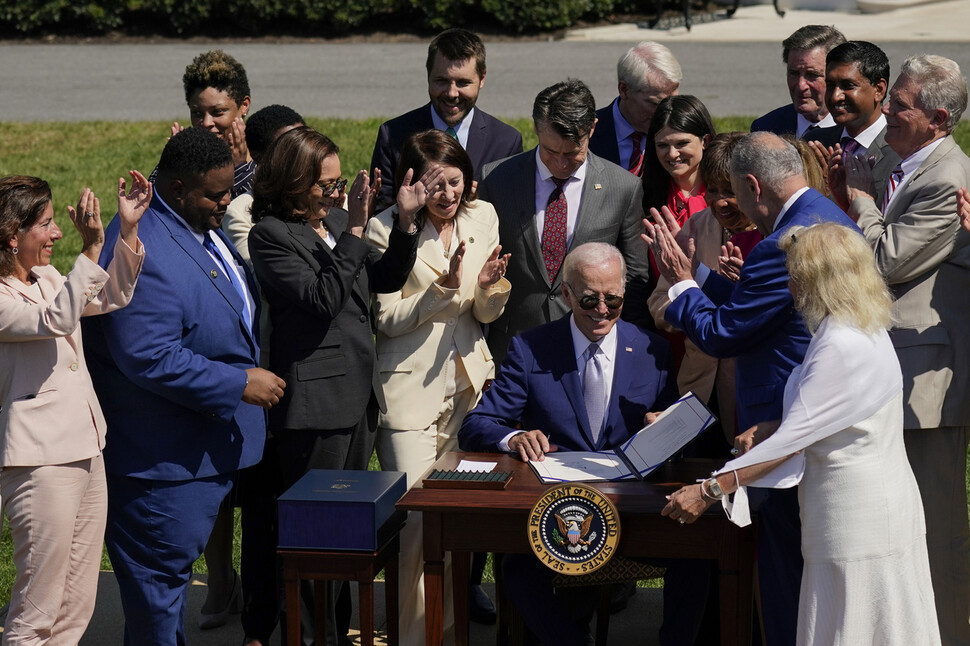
top-left (458, 242), bottom-right (710, 646)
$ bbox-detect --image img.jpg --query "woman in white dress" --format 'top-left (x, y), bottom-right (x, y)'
top-left (662, 222), bottom-right (940, 645)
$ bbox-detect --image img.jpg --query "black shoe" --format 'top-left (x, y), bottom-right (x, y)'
top-left (468, 584), bottom-right (497, 625)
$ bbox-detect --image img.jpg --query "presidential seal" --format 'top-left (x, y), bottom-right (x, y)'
top-left (527, 483), bottom-right (621, 575)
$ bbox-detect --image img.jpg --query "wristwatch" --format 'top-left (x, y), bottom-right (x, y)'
top-left (703, 476), bottom-right (725, 500)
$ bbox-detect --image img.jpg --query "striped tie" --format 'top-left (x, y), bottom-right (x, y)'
top-left (628, 131), bottom-right (645, 176)
top-left (882, 163), bottom-right (904, 213)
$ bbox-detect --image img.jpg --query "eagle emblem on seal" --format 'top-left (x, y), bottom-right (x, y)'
top-left (554, 511), bottom-right (597, 553)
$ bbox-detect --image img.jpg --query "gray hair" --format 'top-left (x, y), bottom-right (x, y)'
top-left (617, 41), bottom-right (682, 93)
top-left (562, 243), bottom-right (626, 287)
top-left (731, 131), bottom-right (804, 190)
top-left (781, 25), bottom-right (845, 64)
top-left (899, 54), bottom-right (968, 133)
top-left (533, 79), bottom-right (597, 143)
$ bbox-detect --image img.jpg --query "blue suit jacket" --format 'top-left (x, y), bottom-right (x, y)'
top-left (665, 188), bottom-right (858, 430)
top-left (458, 317), bottom-right (676, 453)
top-left (588, 99), bottom-right (622, 167)
top-left (370, 102), bottom-right (523, 209)
top-left (83, 195), bottom-right (266, 480)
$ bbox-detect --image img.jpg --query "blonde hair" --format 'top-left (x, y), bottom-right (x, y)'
top-left (780, 223), bottom-right (891, 334)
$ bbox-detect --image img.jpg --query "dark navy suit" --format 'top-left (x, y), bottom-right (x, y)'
top-left (588, 100), bottom-right (622, 167)
top-left (751, 103), bottom-right (841, 147)
top-left (460, 316), bottom-right (717, 646)
top-left (370, 103), bottom-right (522, 209)
top-left (84, 195), bottom-right (265, 646)
top-left (665, 187), bottom-right (859, 646)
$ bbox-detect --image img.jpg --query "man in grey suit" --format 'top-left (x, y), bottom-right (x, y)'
top-left (843, 54), bottom-right (970, 646)
top-left (814, 40), bottom-right (899, 209)
top-left (479, 79), bottom-right (651, 364)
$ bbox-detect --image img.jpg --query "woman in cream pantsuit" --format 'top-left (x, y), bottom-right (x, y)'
top-left (364, 130), bottom-right (510, 645)
top-left (0, 172), bottom-right (150, 645)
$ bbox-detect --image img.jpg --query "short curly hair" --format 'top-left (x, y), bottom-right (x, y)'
top-left (157, 128), bottom-right (233, 181)
top-left (182, 50), bottom-right (251, 107)
top-left (245, 105), bottom-right (305, 159)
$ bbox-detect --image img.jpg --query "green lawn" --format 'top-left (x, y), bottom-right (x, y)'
top-left (1, 117), bottom-right (970, 605)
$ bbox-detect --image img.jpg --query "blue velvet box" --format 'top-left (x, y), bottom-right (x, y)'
top-left (278, 469), bottom-right (407, 551)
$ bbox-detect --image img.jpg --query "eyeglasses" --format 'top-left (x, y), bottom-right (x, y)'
top-left (316, 178), bottom-right (348, 196)
top-left (566, 282), bottom-right (624, 310)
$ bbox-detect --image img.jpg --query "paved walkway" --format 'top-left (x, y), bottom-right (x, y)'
top-left (78, 575), bottom-right (665, 645)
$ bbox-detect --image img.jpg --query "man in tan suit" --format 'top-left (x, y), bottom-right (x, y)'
top-left (843, 54), bottom-right (970, 645)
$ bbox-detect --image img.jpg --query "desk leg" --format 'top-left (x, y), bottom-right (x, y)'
top-left (424, 512), bottom-right (445, 646)
top-left (315, 580), bottom-right (328, 646)
top-left (386, 553), bottom-right (399, 646)
top-left (360, 580), bottom-right (374, 646)
top-left (719, 530), bottom-right (755, 646)
top-left (284, 568), bottom-right (300, 646)
top-left (452, 551), bottom-right (470, 646)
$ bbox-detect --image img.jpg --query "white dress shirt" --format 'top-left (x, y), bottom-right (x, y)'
top-left (533, 149), bottom-right (589, 249)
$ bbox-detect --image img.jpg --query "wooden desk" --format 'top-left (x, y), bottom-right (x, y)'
top-left (397, 452), bottom-right (754, 646)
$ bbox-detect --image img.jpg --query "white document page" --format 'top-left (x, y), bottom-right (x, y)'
top-left (621, 392), bottom-right (715, 477)
top-left (456, 459), bottom-right (497, 472)
top-left (528, 451), bottom-right (633, 483)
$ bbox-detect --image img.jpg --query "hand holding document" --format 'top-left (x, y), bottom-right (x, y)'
top-left (529, 392), bottom-right (715, 483)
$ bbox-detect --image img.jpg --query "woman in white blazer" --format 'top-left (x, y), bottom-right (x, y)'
top-left (364, 130), bottom-right (510, 643)
top-left (0, 173), bottom-right (149, 644)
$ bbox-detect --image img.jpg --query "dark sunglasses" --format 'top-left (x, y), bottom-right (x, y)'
top-left (566, 282), bottom-right (624, 310)
top-left (316, 178), bottom-right (348, 196)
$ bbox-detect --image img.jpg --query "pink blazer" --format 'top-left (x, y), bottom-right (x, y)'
top-left (0, 237), bottom-right (143, 466)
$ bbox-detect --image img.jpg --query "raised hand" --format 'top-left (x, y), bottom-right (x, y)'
top-left (478, 244), bottom-right (510, 289)
top-left (117, 170), bottom-right (152, 249)
top-left (169, 122), bottom-right (185, 141)
top-left (826, 142), bottom-right (849, 210)
top-left (396, 165), bottom-right (445, 227)
top-left (807, 140), bottom-right (835, 192)
top-left (67, 188), bottom-right (104, 264)
top-left (843, 153), bottom-right (877, 212)
top-left (649, 205), bottom-right (689, 254)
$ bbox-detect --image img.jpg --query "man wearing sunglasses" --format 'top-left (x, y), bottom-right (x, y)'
top-left (459, 243), bottom-right (713, 646)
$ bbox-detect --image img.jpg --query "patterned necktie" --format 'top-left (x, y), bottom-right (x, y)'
top-left (445, 127), bottom-right (458, 140)
top-left (882, 163), bottom-right (905, 213)
top-left (841, 136), bottom-right (861, 158)
top-left (628, 131), bottom-right (645, 176)
top-left (583, 343), bottom-right (606, 444)
top-left (541, 177), bottom-right (569, 282)
top-left (203, 232), bottom-right (251, 332)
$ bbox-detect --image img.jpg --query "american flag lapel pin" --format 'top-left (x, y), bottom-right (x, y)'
top-left (625, 347), bottom-right (633, 352)
top-left (594, 184), bottom-right (603, 190)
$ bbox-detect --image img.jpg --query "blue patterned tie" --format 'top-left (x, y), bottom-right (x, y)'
top-left (583, 342), bottom-right (606, 444)
top-left (203, 232), bottom-right (251, 332)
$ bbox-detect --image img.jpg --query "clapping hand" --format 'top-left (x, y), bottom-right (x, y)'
top-left (718, 241), bottom-right (744, 281)
top-left (478, 244), bottom-right (510, 289)
top-left (346, 169), bottom-right (379, 235)
top-left (67, 188), bottom-right (104, 265)
top-left (442, 241), bottom-right (465, 289)
top-left (642, 207), bottom-right (695, 284)
top-left (958, 187), bottom-right (970, 233)
top-left (226, 117), bottom-right (249, 167)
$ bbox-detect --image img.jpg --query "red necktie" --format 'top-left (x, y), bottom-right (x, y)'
top-left (882, 163), bottom-right (904, 213)
top-left (629, 131), bottom-right (645, 176)
top-left (542, 177), bottom-right (568, 282)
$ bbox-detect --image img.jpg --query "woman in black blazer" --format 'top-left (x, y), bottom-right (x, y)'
top-left (247, 126), bottom-right (436, 646)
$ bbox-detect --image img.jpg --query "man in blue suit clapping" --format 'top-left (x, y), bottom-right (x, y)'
top-left (644, 131), bottom-right (859, 646)
top-left (84, 128), bottom-right (285, 646)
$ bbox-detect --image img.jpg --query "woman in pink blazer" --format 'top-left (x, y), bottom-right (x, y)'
top-left (0, 172), bottom-right (150, 644)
